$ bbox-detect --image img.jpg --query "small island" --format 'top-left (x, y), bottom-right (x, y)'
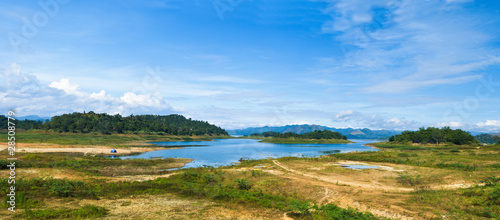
top-left (248, 130), bottom-right (353, 144)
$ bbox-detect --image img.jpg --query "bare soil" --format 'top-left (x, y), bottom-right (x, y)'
top-left (0, 143), bottom-right (177, 156)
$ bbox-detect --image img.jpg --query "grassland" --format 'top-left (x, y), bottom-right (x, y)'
top-left (1, 131), bottom-right (499, 219)
top-left (0, 151), bottom-right (379, 219)
top-left (260, 137), bottom-right (353, 144)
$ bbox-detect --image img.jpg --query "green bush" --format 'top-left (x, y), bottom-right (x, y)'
top-left (488, 187), bottom-right (500, 205)
top-left (313, 204), bottom-right (377, 219)
top-left (480, 175), bottom-right (500, 187)
top-left (397, 153), bottom-right (410, 157)
top-left (288, 200), bottom-right (312, 217)
top-left (435, 162), bottom-right (477, 171)
top-left (396, 172), bottom-right (422, 186)
top-left (20, 205), bottom-right (108, 219)
top-left (235, 178), bottom-right (252, 190)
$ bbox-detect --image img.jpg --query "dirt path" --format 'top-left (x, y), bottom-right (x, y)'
top-left (272, 160), bottom-right (414, 192)
top-left (273, 160), bottom-right (474, 190)
top-left (270, 160), bottom-right (415, 220)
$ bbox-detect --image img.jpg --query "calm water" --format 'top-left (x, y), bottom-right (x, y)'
top-left (340, 165), bottom-right (379, 170)
top-left (120, 139), bottom-right (379, 168)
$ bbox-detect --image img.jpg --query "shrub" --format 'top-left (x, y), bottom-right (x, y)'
top-left (435, 162), bottom-right (477, 171)
top-left (396, 172), bottom-right (422, 186)
top-left (46, 180), bottom-right (72, 197)
top-left (480, 175), bottom-right (500, 187)
top-left (288, 200), bottom-right (312, 217)
top-left (397, 153), bottom-right (410, 157)
top-left (313, 204), bottom-right (377, 219)
top-left (251, 169), bottom-right (263, 177)
top-left (20, 205), bottom-right (108, 219)
top-left (489, 163), bottom-right (500, 169)
top-left (235, 178), bottom-right (252, 190)
top-left (488, 187), bottom-right (500, 205)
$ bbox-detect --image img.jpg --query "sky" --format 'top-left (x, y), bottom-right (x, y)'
top-left (1, 0), bottom-right (500, 132)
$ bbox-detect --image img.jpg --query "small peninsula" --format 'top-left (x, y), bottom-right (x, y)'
top-left (248, 130), bottom-right (354, 144)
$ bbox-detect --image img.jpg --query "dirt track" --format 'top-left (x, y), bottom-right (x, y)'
top-left (272, 160), bottom-right (414, 192)
top-left (263, 159), bottom-right (477, 220)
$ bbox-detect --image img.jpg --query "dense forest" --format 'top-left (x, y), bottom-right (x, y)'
top-left (0, 112), bottom-right (228, 136)
top-left (251, 130), bottom-right (348, 140)
top-left (474, 134), bottom-right (500, 145)
top-left (0, 115), bottom-right (44, 130)
top-left (388, 127), bottom-right (478, 145)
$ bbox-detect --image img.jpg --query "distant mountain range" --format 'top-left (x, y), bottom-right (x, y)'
top-left (228, 124), bottom-right (402, 140)
top-left (16, 115), bottom-right (51, 121)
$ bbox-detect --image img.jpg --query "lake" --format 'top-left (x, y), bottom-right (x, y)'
top-left (121, 138), bottom-right (379, 168)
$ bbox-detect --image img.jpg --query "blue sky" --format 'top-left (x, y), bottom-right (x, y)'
top-left (1, 0), bottom-right (500, 132)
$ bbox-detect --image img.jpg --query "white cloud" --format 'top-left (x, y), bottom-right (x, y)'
top-left (1, 63), bottom-right (40, 90)
top-left (477, 119), bottom-right (500, 128)
top-left (333, 110), bottom-right (361, 122)
top-left (431, 120), bottom-right (500, 133)
top-left (120, 92), bottom-right (161, 107)
top-left (435, 121), bottom-right (464, 128)
top-left (332, 110), bottom-right (418, 130)
top-left (89, 90), bottom-right (113, 101)
top-left (316, 0), bottom-right (499, 93)
top-left (0, 63), bottom-right (175, 117)
top-left (49, 78), bottom-right (84, 96)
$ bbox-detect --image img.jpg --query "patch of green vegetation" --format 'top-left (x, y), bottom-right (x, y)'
top-left (1, 192), bottom-right (39, 209)
top-left (409, 176), bottom-right (500, 218)
top-left (0, 152), bottom-right (190, 176)
top-left (261, 138), bottom-right (353, 144)
top-left (252, 130), bottom-right (353, 144)
top-left (17, 205), bottom-right (108, 219)
top-left (251, 169), bottom-right (264, 177)
top-left (396, 172), bottom-right (423, 186)
top-left (311, 204), bottom-right (378, 220)
top-left (334, 142), bottom-right (494, 172)
top-left (475, 133), bottom-right (500, 145)
top-left (388, 127), bottom-right (479, 145)
top-left (235, 178), bottom-right (253, 190)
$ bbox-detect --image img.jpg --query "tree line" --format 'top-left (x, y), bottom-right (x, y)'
top-left (474, 134), bottom-right (500, 145)
top-left (388, 127), bottom-right (478, 145)
top-left (251, 130), bottom-right (348, 140)
top-left (0, 116), bottom-right (44, 130)
top-left (0, 112), bottom-right (228, 136)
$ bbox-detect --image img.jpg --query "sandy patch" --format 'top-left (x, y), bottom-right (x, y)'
top-left (0, 143), bottom-right (177, 156)
top-left (331, 161), bottom-right (405, 172)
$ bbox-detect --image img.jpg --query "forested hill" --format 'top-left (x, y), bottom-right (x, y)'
top-left (0, 112), bottom-right (228, 136)
top-left (475, 134), bottom-right (500, 145)
top-left (389, 127), bottom-right (478, 145)
top-left (0, 115), bottom-right (45, 130)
